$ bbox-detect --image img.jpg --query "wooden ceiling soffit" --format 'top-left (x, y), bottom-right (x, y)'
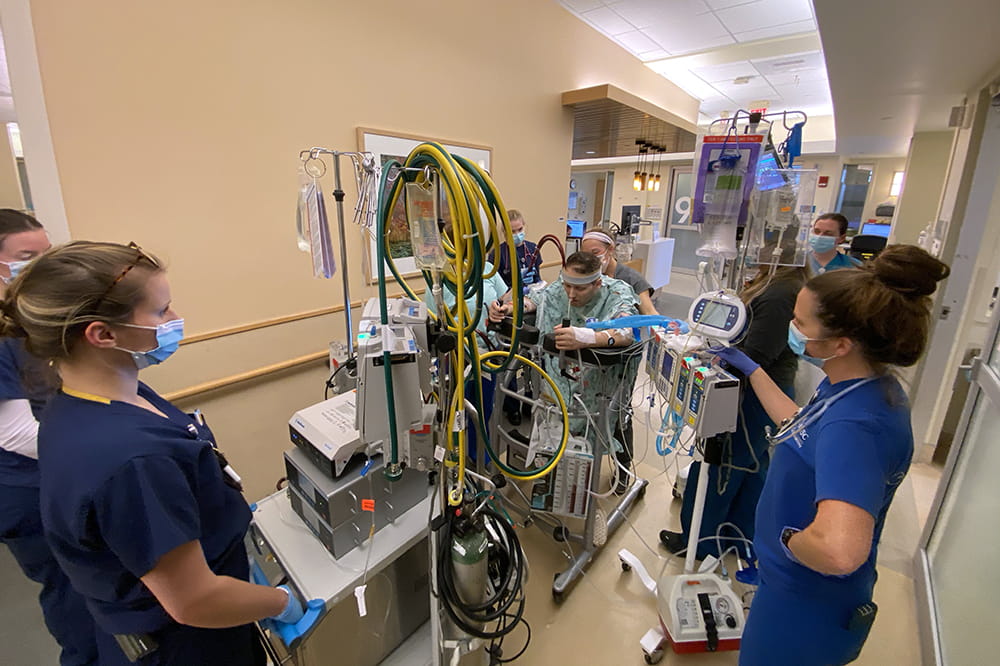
top-left (562, 84), bottom-right (698, 160)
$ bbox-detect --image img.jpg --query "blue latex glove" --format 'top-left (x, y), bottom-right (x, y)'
top-left (710, 346), bottom-right (760, 376)
top-left (271, 585), bottom-right (304, 624)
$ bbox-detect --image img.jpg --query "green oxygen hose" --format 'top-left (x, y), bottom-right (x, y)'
top-left (376, 159), bottom-right (403, 481)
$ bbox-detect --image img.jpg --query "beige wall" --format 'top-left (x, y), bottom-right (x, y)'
top-left (26, 0), bottom-right (697, 500)
top-left (797, 155), bottom-right (842, 216)
top-left (0, 131), bottom-right (24, 209)
top-left (892, 131), bottom-right (953, 245)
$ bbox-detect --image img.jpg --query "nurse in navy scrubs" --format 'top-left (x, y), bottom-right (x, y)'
top-left (1, 241), bottom-right (303, 665)
top-left (0, 210), bottom-right (99, 664)
top-left (714, 245), bottom-right (949, 665)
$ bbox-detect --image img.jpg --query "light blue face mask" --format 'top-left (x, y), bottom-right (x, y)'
top-left (1, 259), bottom-right (31, 283)
top-left (115, 319), bottom-right (185, 369)
top-left (809, 233), bottom-right (838, 253)
top-left (512, 231), bottom-right (526, 246)
top-left (788, 321), bottom-right (837, 368)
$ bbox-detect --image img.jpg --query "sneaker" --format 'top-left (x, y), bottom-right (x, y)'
top-left (658, 530), bottom-right (686, 554)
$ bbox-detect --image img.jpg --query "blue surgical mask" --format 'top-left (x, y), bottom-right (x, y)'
top-left (512, 231), bottom-right (526, 246)
top-left (115, 319), bottom-right (185, 369)
top-left (788, 321), bottom-right (836, 368)
top-left (0, 259), bottom-right (31, 283)
top-left (809, 233), bottom-right (837, 253)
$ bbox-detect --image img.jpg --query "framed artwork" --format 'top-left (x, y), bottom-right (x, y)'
top-left (356, 127), bottom-right (492, 282)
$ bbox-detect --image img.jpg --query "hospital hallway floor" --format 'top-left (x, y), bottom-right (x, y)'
top-left (0, 437), bottom-right (943, 666)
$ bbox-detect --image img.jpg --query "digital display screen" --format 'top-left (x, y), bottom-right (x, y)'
top-left (756, 150), bottom-right (788, 192)
top-left (698, 303), bottom-right (732, 329)
top-left (861, 222), bottom-right (891, 238)
top-left (566, 219), bottom-right (586, 238)
top-left (661, 352), bottom-right (673, 379)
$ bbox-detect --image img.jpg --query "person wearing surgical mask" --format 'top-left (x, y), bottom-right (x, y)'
top-left (809, 213), bottom-right (862, 274)
top-left (496, 209), bottom-right (543, 292)
top-left (711, 245), bottom-right (949, 665)
top-left (0, 241), bottom-right (308, 664)
top-left (0, 211), bottom-right (101, 665)
top-left (580, 231), bottom-right (657, 315)
top-left (0, 208), bottom-right (50, 283)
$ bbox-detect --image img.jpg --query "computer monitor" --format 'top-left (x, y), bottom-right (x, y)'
top-left (566, 219), bottom-right (586, 239)
top-left (860, 222), bottom-right (891, 239)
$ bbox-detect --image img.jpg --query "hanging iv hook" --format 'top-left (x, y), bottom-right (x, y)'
top-left (299, 150), bottom-right (328, 179)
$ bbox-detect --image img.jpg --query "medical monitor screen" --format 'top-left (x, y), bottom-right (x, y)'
top-left (756, 148), bottom-right (787, 191)
top-left (698, 303), bottom-right (732, 329)
top-left (566, 219), bottom-right (586, 239)
top-left (861, 222), bottom-right (891, 238)
top-left (661, 352), bottom-right (673, 379)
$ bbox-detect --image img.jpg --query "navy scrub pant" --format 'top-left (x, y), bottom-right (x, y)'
top-left (679, 385), bottom-right (793, 560)
top-left (0, 483), bottom-right (99, 666)
top-left (95, 622), bottom-right (266, 666)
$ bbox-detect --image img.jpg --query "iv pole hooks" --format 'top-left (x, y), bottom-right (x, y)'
top-left (297, 146), bottom-right (379, 358)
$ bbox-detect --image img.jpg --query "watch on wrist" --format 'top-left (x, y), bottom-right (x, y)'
top-left (606, 333), bottom-right (615, 347)
top-left (780, 526), bottom-right (799, 548)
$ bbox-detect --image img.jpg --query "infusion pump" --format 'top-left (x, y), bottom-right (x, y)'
top-left (687, 291), bottom-right (748, 343)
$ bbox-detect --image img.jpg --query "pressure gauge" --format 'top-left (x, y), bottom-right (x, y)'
top-left (570, 178), bottom-right (577, 190)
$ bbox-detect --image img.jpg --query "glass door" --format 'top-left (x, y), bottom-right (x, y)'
top-left (917, 300), bottom-right (1000, 664)
top-left (664, 166), bottom-right (701, 272)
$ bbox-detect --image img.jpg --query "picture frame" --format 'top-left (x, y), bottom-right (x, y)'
top-left (356, 127), bottom-right (493, 283)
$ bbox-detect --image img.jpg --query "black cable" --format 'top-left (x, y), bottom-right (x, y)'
top-left (436, 508), bottom-right (527, 642)
top-left (324, 356), bottom-right (355, 399)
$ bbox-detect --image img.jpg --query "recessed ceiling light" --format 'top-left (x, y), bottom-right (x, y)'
top-left (585, 150), bottom-right (596, 155)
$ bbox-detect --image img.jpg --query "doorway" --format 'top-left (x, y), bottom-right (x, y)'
top-left (835, 164), bottom-right (873, 231)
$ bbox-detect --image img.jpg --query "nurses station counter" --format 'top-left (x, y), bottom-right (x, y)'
top-left (248, 487), bottom-right (434, 665)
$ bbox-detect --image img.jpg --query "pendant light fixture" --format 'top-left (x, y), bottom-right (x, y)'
top-left (633, 139), bottom-right (644, 191)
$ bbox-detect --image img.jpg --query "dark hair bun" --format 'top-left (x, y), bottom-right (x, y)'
top-left (871, 244), bottom-right (950, 299)
top-left (0, 298), bottom-right (27, 338)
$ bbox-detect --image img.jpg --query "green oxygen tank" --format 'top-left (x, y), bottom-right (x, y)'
top-left (451, 521), bottom-right (489, 632)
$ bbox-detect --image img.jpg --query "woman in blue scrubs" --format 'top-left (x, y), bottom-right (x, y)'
top-left (714, 245), bottom-right (950, 665)
top-left (0, 210), bottom-right (99, 665)
top-left (1, 241), bottom-right (303, 665)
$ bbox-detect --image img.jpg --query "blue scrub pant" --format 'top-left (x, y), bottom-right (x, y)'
top-left (0, 483), bottom-right (98, 666)
top-left (680, 385), bottom-right (793, 560)
top-left (739, 579), bottom-right (874, 665)
top-left (95, 621), bottom-right (266, 666)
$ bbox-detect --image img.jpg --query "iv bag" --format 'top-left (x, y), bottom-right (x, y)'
top-left (405, 181), bottom-right (447, 270)
top-left (304, 179), bottom-right (337, 278)
top-left (745, 169), bottom-right (818, 268)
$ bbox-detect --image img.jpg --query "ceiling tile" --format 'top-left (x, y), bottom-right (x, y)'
top-left (704, 0), bottom-right (759, 9)
top-left (764, 70), bottom-right (826, 86)
top-left (709, 78), bottom-right (777, 98)
top-left (715, 0), bottom-right (813, 35)
top-left (751, 49), bottom-right (825, 76)
top-left (733, 18), bottom-right (816, 42)
top-left (580, 6), bottom-right (637, 35)
top-left (639, 47), bottom-right (672, 61)
top-left (559, 0), bottom-right (605, 12)
top-left (609, 0), bottom-right (711, 28)
top-left (644, 13), bottom-right (734, 54)
top-left (614, 29), bottom-right (662, 55)
top-left (690, 60), bottom-right (761, 83)
top-left (771, 79), bottom-right (831, 98)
